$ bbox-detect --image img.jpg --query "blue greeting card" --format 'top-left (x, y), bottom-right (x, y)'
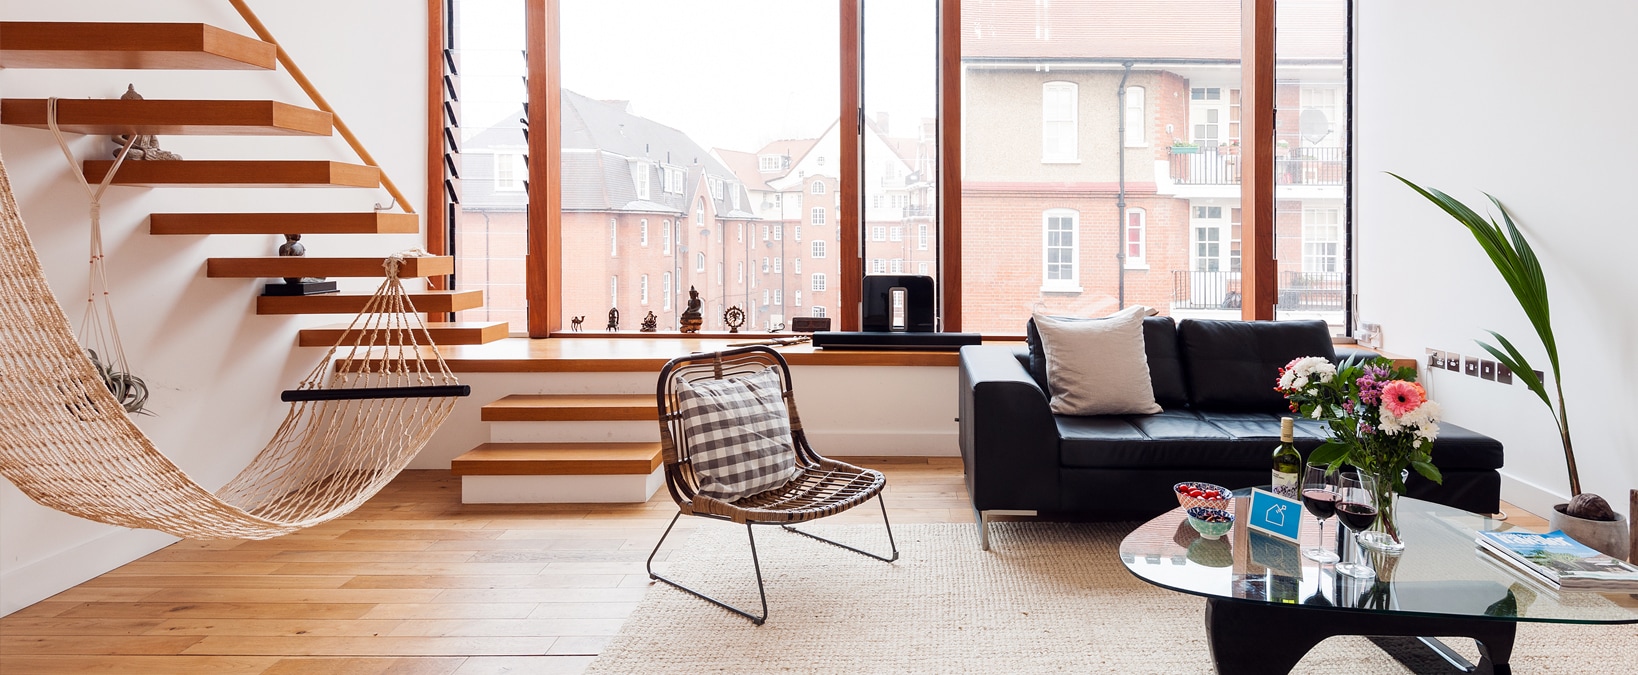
top-left (1246, 488), bottom-right (1302, 542)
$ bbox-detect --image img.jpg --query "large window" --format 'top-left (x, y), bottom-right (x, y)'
top-left (444, 0), bottom-right (1349, 336)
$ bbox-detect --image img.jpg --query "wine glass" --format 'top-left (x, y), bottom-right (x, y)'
top-left (1300, 463), bottom-right (1340, 564)
top-left (1333, 471), bottom-right (1377, 579)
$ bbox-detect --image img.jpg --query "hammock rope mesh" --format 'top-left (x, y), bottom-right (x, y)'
top-left (0, 154), bottom-right (464, 540)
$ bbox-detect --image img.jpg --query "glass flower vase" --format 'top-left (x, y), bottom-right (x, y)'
top-left (1358, 468), bottom-right (1407, 553)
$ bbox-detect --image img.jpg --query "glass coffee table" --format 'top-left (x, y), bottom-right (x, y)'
top-left (1120, 488), bottom-right (1638, 674)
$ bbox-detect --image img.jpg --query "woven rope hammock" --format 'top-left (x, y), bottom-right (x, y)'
top-left (0, 154), bottom-right (469, 540)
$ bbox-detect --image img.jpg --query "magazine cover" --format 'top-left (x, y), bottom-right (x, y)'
top-left (1476, 529), bottom-right (1638, 591)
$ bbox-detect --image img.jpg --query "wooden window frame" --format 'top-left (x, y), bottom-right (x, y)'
top-left (429, 0), bottom-right (1287, 336)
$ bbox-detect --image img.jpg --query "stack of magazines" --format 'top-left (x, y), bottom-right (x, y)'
top-left (1476, 529), bottom-right (1638, 592)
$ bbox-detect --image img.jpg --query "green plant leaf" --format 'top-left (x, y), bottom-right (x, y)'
top-left (1476, 335), bottom-right (1551, 410)
top-left (1308, 441), bottom-right (1350, 468)
top-left (1411, 460), bottom-right (1443, 484)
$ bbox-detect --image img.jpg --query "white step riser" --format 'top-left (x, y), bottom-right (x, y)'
top-left (461, 468), bottom-right (664, 504)
top-left (488, 420), bottom-right (660, 443)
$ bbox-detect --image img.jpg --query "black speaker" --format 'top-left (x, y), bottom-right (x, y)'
top-left (862, 274), bottom-right (935, 332)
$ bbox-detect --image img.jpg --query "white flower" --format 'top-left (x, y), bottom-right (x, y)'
top-left (1279, 356), bottom-right (1335, 391)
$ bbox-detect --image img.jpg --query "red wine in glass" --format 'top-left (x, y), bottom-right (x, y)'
top-left (1302, 489), bottom-right (1340, 519)
top-left (1336, 502), bottom-right (1378, 532)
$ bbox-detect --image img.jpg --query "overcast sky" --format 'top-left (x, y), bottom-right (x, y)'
top-left (457, 0), bottom-right (937, 152)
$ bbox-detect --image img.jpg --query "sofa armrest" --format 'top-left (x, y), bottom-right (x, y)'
top-left (958, 345), bottom-right (1061, 512)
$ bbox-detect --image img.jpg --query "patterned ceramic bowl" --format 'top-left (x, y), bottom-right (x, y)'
top-left (1173, 481), bottom-right (1232, 511)
top-left (1186, 506), bottom-right (1235, 540)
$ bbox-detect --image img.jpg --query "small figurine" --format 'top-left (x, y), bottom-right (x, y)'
top-left (277, 233), bottom-right (324, 284)
top-left (640, 311), bottom-right (658, 333)
top-left (768, 321), bottom-right (785, 333)
top-left (606, 308), bottom-right (621, 332)
top-left (723, 306), bottom-right (745, 334)
top-left (679, 286), bottom-right (704, 333)
top-left (570, 315), bottom-right (584, 332)
top-left (110, 85), bottom-right (182, 161)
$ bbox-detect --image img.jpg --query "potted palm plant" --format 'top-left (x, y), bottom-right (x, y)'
top-left (1391, 174), bottom-right (1628, 558)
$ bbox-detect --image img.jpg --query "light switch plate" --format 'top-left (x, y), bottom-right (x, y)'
top-left (1479, 360), bottom-right (1497, 381)
top-left (1497, 363), bottom-right (1513, 385)
top-left (1463, 356), bottom-right (1481, 377)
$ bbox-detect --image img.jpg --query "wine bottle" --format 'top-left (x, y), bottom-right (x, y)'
top-left (1271, 417), bottom-right (1301, 498)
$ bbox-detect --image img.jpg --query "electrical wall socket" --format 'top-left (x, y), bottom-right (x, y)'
top-left (1445, 352), bottom-right (1462, 371)
top-left (1496, 363), bottom-right (1513, 385)
top-left (1479, 360), bottom-right (1497, 381)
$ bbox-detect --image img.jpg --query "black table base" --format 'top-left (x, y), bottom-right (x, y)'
top-left (1205, 597), bottom-right (1516, 674)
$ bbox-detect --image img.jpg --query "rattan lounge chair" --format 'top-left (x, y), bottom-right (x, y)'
top-left (647, 346), bottom-right (898, 625)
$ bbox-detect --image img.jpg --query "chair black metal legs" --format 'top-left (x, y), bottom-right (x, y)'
top-left (781, 494), bottom-right (899, 563)
top-left (645, 496), bottom-right (898, 626)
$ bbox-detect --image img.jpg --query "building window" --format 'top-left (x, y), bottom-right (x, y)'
top-left (1192, 205), bottom-right (1228, 272)
top-left (794, 290), bottom-right (802, 307)
top-left (811, 180), bottom-right (826, 194)
top-left (737, 260), bottom-right (744, 284)
top-left (793, 258), bottom-right (801, 274)
top-left (918, 262), bottom-right (929, 275)
top-left (917, 224), bottom-right (928, 250)
top-left (663, 219), bottom-right (672, 255)
top-left (708, 176), bottom-right (724, 200)
top-left (717, 262), bottom-right (724, 286)
top-left (1124, 208), bottom-right (1147, 269)
top-left (794, 225), bottom-right (801, 242)
top-left (1042, 81), bottom-right (1078, 162)
top-left (1302, 208), bottom-right (1342, 273)
top-left (812, 273), bottom-right (827, 292)
top-left (639, 219), bottom-right (649, 247)
top-left (631, 161), bottom-right (650, 200)
top-left (763, 289), bottom-right (771, 306)
top-left (494, 152), bottom-right (525, 191)
top-left (811, 240), bottom-right (826, 258)
top-left (871, 226), bottom-right (886, 242)
top-left (774, 224), bottom-right (783, 241)
top-left (730, 182), bottom-right (741, 209)
top-left (763, 224), bottom-right (771, 241)
top-left (695, 198), bottom-right (705, 226)
top-left (609, 218), bottom-right (617, 257)
top-left (773, 257), bottom-right (783, 273)
top-left (759, 154), bottom-right (787, 172)
top-left (640, 274), bottom-right (649, 305)
top-left (696, 252), bottom-right (705, 273)
top-left (871, 258), bottom-right (886, 274)
top-left (1042, 209), bottom-right (1079, 291)
top-left (762, 257), bottom-right (770, 273)
top-left (737, 223), bottom-right (743, 243)
top-left (663, 272), bottom-right (672, 310)
top-left (890, 258), bottom-right (903, 274)
top-left (774, 289), bottom-right (783, 305)
top-left (890, 226), bottom-right (903, 242)
top-left (663, 165), bottom-right (685, 194)
top-left (811, 207), bottom-right (826, 225)
top-left (1124, 86), bottom-right (1146, 147)
top-left (610, 276), bottom-right (619, 307)
top-left (811, 306), bottom-right (826, 318)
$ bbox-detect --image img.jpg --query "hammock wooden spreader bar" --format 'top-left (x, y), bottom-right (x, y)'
top-left (0, 153), bottom-right (465, 540)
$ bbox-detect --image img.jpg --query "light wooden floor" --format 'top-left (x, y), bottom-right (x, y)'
top-left (0, 459), bottom-right (1544, 674)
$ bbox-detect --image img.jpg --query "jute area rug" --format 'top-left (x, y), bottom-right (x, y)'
top-left (587, 521), bottom-right (1638, 674)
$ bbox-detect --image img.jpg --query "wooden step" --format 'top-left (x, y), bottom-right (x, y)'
top-left (2, 99), bottom-right (332, 136)
top-left (83, 160), bottom-right (379, 188)
top-left (451, 443), bottom-right (663, 476)
top-left (151, 212), bottom-right (418, 235)
top-left (298, 321), bottom-right (509, 347)
top-left (256, 289), bottom-right (483, 315)
top-left (208, 256), bottom-right (454, 278)
top-left (481, 394), bottom-right (658, 422)
top-left (0, 22), bottom-right (277, 70)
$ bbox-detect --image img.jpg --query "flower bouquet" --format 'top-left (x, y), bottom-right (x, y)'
top-left (1275, 356), bottom-right (1443, 551)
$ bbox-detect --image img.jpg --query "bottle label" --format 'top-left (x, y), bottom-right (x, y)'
top-left (1272, 471), bottom-right (1299, 499)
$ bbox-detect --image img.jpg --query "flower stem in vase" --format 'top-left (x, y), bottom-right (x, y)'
top-left (1360, 470), bottom-right (1406, 553)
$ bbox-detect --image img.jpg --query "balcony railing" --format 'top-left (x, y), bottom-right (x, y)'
top-left (1167, 146), bottom-right (1346, 186)
top-left (1171, 270), bottom-right (1345, 311)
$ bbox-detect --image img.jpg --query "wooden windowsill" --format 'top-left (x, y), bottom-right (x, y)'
top-left (338, 336), bottom-right (970, 372)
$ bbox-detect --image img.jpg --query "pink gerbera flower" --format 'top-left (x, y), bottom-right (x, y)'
top-left (1381, 380), bottom-right (1425, 417)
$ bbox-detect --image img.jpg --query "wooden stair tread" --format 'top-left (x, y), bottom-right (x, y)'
top-left (256, 290), bottom-right (483, 315)
top-left (452, 443), bottom-right (663, 476)
top-left (83, 160), bottom-right (380, 188)
top-left (2, 99), bottom-right (332, 136)
top-left (481, 394), bottom-right (658, 422)
top-left (208, 256), bottom-right (453, 278)
top-left (298, 322), bottom-right (509, 347)
top-left (0, 22), bottom-right (276, 70)
top-left (151, 212), bottom-right (418, 235)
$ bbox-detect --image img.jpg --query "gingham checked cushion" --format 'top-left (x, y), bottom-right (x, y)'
top-left (674, 367), bottom-right (798, 502)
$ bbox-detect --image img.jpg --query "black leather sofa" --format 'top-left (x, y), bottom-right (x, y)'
top-left (957, 318), bottom-right (1503, 549)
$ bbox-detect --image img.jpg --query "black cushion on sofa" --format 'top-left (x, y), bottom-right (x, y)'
top-left (1057, 410), bottom-right (1331, 470)
top-left (1177, 319), bottom-right (1337, 412)
top-left (1026, 315), bottom-right (1188, 409)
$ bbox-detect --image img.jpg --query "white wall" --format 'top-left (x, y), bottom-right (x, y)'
top-left (0, 0), bottom-right (426, 615)
top-left (1356, 1), bottom-right (1638, 518)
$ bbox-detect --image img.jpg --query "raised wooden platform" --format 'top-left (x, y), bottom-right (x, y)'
top-left (208, 256), bottom-right (453, 278)
top-left (451, 443), bottom-right (663, 476)
top-left (256, 289), bottom-right (482, 315)
top-left (84, 160), bottom-right (379, 188)
top-left (480, 394), bottom-right (657, 422)
top-left (0, 22), bottom-right (276, 70)
top-left (2, 99), bottom-right (332, 136)
top-left (151, 212), bottom-right (418, 235)
top-left (297, 321), bottom-right (508, 347)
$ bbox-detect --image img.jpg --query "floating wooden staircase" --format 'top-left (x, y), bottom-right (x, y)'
top-left (453, 394), bottom-right (667, 504)
top-left (1, 20), bottom-right (509, 346)
top-left (297, 322), bottom-right (509, 348)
